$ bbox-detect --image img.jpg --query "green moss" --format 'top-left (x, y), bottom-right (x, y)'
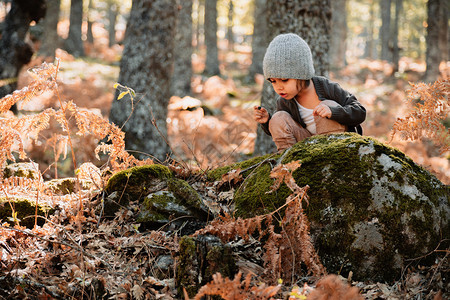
top-left (167, 178), bottom-right (207, 219)
top-left (206, 152), bottom-right (277, 181)
top-left (176, 237), bottom-right (198, 297)
top-left (105, 164), bottom-right (173, 199)
top-left (0, 197), bottom-right (54, 228)
top-left (204, 244), bottom-right (236, 281)
top-left (45, 178), bottom-right (77, 195)
top-left (3, 162), bottom-right (41, 180)
top-left (137, 191), bottom-right (188, 223)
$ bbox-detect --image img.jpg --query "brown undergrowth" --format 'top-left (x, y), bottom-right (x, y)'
top-left (390, 79), bottom-right (449, 153)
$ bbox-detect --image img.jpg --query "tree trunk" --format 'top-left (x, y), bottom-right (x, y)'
top-left (108, 1), bottom-right (118, 47)
top-left (65, 0), bottom-right (85, 57)
top-left (109, 0), bottom-right (177, 161)
top-left (226, 0), bottom-right (234, 50)
top-left (330, 0), bottom-right (347, 71)
top-left (37, 0), bottom-right (61, 60)
top-left (0, 0), bottom-right (46, 102)
top-left (248, 0), bottom-right (266, 81)
top-left (392, 0), bottom-right (403, 73)
top-left (438, 0), bottom-right (448, 62)
top-left (423, 0), bottom-right (442, 82)
top-left (254, 0), bottom-right (332, 155)
top-left (379, 0), bottom-right (392, 61)
top-left (171, 0), bottom-right (193, 97)
top-left (193, 0), bottom-right (204, 49)
top-left (86, 0), bottom-right (94, 44)
top-left (363, 0), bottom-right (376, 59)
top-left (203, 0), bottom-right (220, 76)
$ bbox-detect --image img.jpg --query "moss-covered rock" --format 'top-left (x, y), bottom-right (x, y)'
top-left (0, 197), bottom-right (54, 228)
top-left (176, 235), bottom-right (236, 297)
top-left (44, 178), bottom-right (93, 195)
top-left (3, 162), bottom-right (42, 180)
top-left (220, 133), bottom-right (449, 282)
top-left (167, 178), bottom-right (209, 220)
top-left (137, 191), bottom-right (191, 224)
top-left (103, 164), bottom-right (173, 216)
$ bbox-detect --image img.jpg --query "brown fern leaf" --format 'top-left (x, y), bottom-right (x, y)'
top-left (193, 272), bottom-right (281, 300)
top-left (193, 213), bottom-right (265, 243)
top-left (0, 62), bottom-right (58, 113)
top-left (307, 274), bottom-right (363, 300)
top-left (390, 79), bottom-right (449, 153)
top-left (267, 160), bottom-right (302, 194)
top-left (0, 123), bottom-right (26, 171)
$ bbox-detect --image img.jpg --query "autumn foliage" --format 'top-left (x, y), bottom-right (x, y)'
top-left (390, 79), bottom-right (449, 153)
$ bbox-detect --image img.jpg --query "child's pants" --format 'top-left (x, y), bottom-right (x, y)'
top-left (268, 100), bottom-right (346, 151)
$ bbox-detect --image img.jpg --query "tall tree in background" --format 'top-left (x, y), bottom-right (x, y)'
top-left (391, 0), bottom-right (403, 73)
top-left (109, 0), bottom-right (177, 161)
top-left (423, 0), bottom-right (444, 82)
top-left (254, 0), bottom-right (332, 155)
top-left (363, 0), bottom-right (376, 59)
top-left (107, 0), bottom-right (118, 47)
top-left (330, 0), bottom-right (347, 71)
top-left (226, 0), bottom-right (234, 50)
top-left (86, 0), bottom-right (94, 44)
top-left (65, 0), bottom-right (85, 57)
top-left (203, 0), bottom-right (220, 76)
top-left (438, 0), bottom-right (448, 62)
top-left (379, 0), bottom-right (392, 61)
top-left (193, 0), bottom-right (204, 50)
top-left (171, 0), bottom-right (193, 97)
top-left (0, 0), bottom-right (46, 102)
top-left (248, 0), bottom-right (266, 81)
top-left (38, 0), bottom-right (61, 60)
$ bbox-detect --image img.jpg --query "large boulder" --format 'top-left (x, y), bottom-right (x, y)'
top-left (209, 133), bottom-right (449, 282)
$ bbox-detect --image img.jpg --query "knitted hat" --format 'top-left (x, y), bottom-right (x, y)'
top-left (263, 33), bottom-right (315, 80)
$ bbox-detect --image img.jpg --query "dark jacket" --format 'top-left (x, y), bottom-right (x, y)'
top-left (261, 76), bottom-right (366, 136)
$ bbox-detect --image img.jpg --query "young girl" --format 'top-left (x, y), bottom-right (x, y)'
top-left (254, 33), bottom-right (366, 151)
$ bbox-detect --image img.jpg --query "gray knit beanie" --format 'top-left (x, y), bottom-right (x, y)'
top-left (263, 33), bottom-right (315, 80)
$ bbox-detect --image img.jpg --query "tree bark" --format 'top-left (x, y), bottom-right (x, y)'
top-left (0, 0), bottom-right (46, 101)
top-left (86, 0), bottom-right (94, 44)
top-left (248, 0), bottom-right (266, 81)
top-left (254, 0), bottom-right (331, 155)
top-left (438, 0), bottom-right (448, 62)
top-left (330, 0), bottom-right (347, 71)
top-left (65, 0), bottom-right (85, 57)
top-left (423, 0), bottom-right (442, 82)
top-left (109, 0), bottom-right (177, 161)
top-left (108, 1), bottom-right (118, 47)
top-left (203, 0), bottom-right (220, 76)
top-left (363, 0), bottom-right (376, 59)
top-left (38, 0), bottom-right (61, 60)
top-left (226, 0), bottom-right (234, 50)
top-left (171, 0), bottom-right (193, 97)
top-left (379, 0), bottom-right (392, 62)
top-left (392, 0), bottom-right (403, 73)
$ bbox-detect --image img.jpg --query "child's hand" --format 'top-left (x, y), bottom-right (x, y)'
top-left (253, 105), bottom-right (269, 124)
top-left (313, 103), bottom-right (332, 118)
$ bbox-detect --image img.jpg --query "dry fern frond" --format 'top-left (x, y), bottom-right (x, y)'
top-left (0, 62), bottom-right (58, 113)
top-left (306, 274), bottom-right (363, 300)
top-left (390, 79), bottom-right (449, 153)
top-left (193, 212), bottom-right (265, 243)
top-left (192, 272), bottom-right (281, 300)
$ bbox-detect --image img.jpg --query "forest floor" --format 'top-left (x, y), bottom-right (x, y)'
top-left (0, 38), bottom-right (448, 299)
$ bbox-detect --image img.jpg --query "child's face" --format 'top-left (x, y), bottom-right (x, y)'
top-left (268, 78), bottom-right (300, 100)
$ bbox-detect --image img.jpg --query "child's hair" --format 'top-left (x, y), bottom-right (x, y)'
top-left (263, 33), bottom-right (315, 80)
